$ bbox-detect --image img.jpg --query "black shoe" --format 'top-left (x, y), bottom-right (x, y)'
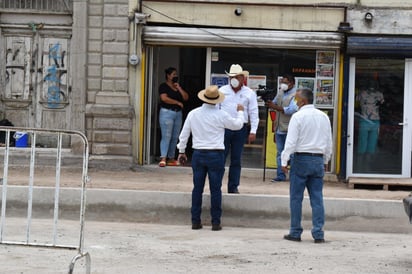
top-left (192, 223), bottom-right (203, 230)
top-left (228, 190), bottom-right (239, 194)
top-left (314, 239), bottom-right (325, 244)
top-left (271, 177), bottom-right (285, 182)
top-left (283, 234), bottom-right (301, 242)
top-left (212, 224), bottom-right (222, 231)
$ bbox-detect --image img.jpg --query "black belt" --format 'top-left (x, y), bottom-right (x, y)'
top-left (194, 149), bottom-right (224, 152)
top-left (295, 152), bottom-right (323, 157)
top-left (162, 107), bottom-right (181, 112)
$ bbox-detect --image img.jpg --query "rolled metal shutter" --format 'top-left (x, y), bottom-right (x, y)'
top-left (347, 36), bottom-right (412, 57)
top-left (143, 26), bottom-right (343, 49)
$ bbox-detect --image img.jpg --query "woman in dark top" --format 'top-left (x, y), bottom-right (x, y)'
top-left (158, 67), bottom-right (189, 167)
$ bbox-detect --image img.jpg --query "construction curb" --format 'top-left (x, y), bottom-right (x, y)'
top-left (1, 186), bottom-right (407, 226)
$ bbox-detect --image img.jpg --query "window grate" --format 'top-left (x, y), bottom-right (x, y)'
top-left (0, 0), bottom-right (72, 13)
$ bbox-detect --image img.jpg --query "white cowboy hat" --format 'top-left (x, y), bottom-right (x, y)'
top-left (225, 64), bottom-right (249, 77)
top-left (198, 85), bottom-right (225, 104)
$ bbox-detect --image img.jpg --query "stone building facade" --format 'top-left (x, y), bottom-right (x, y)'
top-left (84, 0), bottom-right (134, 167)
top-left (4, 0), bottom-right (412, 177)
top-left (0, 0), bottom-right (134, 168)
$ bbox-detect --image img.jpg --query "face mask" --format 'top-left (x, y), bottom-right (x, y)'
top-left (294, 97), bottom-right (302, 108)
top-left (280, 83), bottom-right (289, 91)
top-left (230, 78), bottom-right (240, 88)
top-left (172, 76), bottom-right (179, 83)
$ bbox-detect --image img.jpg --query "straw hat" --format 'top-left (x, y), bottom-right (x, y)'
top-left (197, 85), bottom-right (225, 104)
top-left (225, 64), bottom-right (249, 77)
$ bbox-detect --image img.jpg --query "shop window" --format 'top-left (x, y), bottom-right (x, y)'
top-left (210, 48), bottom-right (336, 170)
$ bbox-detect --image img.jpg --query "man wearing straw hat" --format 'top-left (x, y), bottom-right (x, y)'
top-left (219, 64), bottom-right (259, 194)
top-left (177, 85), bottom-right (244, 231)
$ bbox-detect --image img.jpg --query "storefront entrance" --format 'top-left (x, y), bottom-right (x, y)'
top-left (347, 58), bottom-right (412, 177)
top-left (145, 46), bottom-right (338, 172)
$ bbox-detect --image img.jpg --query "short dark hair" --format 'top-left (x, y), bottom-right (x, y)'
top-left (283, 74), bottom-right (295, 84)
top-left (164, 67), bottom-right (177, 80)
top-left (298, 87), bottom-right (314, 104)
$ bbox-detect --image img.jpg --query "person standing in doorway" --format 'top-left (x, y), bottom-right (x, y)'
top-left (177, 85), bottom-right (244, 231)
top-left (356, 85), bottom-right (384, 155)
top-left (219, 64), bottom-right (259, 194)
top-left (281, 88), bottom-right (332, 243)
top-left (266, 74), bottom-right (298, 182)
top-left (158, 67), bottom-right (189, 167)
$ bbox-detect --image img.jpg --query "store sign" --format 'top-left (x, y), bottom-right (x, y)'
top-left (292, 67), bottom-right (316, 74)
top-left (211, 51), bottom-right (219, 62)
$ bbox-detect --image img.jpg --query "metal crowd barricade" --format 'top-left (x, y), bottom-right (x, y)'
top-left (0, 126), bottom-right (91, 274)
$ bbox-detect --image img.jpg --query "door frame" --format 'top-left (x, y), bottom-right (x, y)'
top-left (347, 57), bottom-right (412, 178)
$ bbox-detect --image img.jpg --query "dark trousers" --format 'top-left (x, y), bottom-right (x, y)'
top-left (224, 124), bottom-right (248, 192)
top-left (191, 149), bottom-right (225, 225)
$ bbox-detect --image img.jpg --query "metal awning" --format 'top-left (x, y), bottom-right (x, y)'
top-left (143, 26), bottom-right (343, 49)
top-left (347, 36), bottom-right (412, 57)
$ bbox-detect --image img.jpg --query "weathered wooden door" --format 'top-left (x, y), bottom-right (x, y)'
top-left (36, 37), bottom-right (71, 147)
top-left (4, 36), bottom-right (33, 126)
top-left (2, 34), bottom-right (72, 147)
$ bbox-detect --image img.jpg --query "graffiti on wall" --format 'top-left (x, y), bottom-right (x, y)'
top-left (3, 37), bottom-right (69, 109)
top-left (5, 38), bottom-right (31, 99)
top-left (43, 42), bottom-right (68, 108)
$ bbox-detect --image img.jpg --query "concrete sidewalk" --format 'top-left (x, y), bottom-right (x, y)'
top-left (2, 165), bottom-right (412, 233)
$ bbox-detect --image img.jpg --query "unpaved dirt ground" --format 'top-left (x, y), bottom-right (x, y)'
top-left (2, 165), bottom-right (410, 201)
top-left (2, 166), bottom-right (412, 273)
top-left (1, 218), bottom-right (412, 274)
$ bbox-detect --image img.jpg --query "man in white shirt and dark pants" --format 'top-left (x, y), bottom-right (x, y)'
top-left (219, 64), bottom-right (259, 194)
top-left (177, 85), bottom-right (244, 231)
top-left (280, 87), bottom-right (332, 243)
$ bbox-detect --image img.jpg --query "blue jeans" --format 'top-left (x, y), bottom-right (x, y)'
top-left (358, 119), bottom-right (380, 154)
top-left (159, 108), bottom-right (182, 159)
top-left (191, 150), bottom-right (225, 225)
top-left (275, 132), bottom-right (287, 180)
top-left (289, 154), bottom-right (325, 240)
top-left (224, 125), bottom-right (248, 193)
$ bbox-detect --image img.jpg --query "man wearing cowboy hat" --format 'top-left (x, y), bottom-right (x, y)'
top-left (177, 85), bottom-right (245, 231)
top-left (218, 64), bottom-right (259, 194)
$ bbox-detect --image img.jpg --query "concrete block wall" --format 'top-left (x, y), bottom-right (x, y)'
top-left (85, 0), bottom-right (133, 159)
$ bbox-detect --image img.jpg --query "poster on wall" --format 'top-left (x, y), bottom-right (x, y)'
top-left (296, 77), bottom-right (315, 90)
top-left (317, 64), bottom-right (334, 77)
top-left (248, 75), bottom-right (267, 91)
top-left (316, 79), bottom-right (334, 106)
top-left (211, 73), bottom-right (228, 88)
top-left (317, 51), bottom-right (335, 65)
top-left (315, 51), bottom-right (335, 108)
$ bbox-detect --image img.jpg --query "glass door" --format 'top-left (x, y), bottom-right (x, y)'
top-left (347, 57), bottom-right (412, 177)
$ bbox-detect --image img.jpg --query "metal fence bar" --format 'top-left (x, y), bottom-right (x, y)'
top-left (0, 130), bottom-right (11, 242)
top-left (78, 139), bottom-right (88, 253)
top-left (52, 132), bottom-right (63, 245)
top-left (69, 129), bottom-right (90, 274)
top-left (25, 132), bottom-right (37, 243)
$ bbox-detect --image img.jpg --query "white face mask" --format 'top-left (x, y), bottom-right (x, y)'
top-left (230, 78), bottom-right (240, 88)
top-left (280, 83), bottom-right (289, 91)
